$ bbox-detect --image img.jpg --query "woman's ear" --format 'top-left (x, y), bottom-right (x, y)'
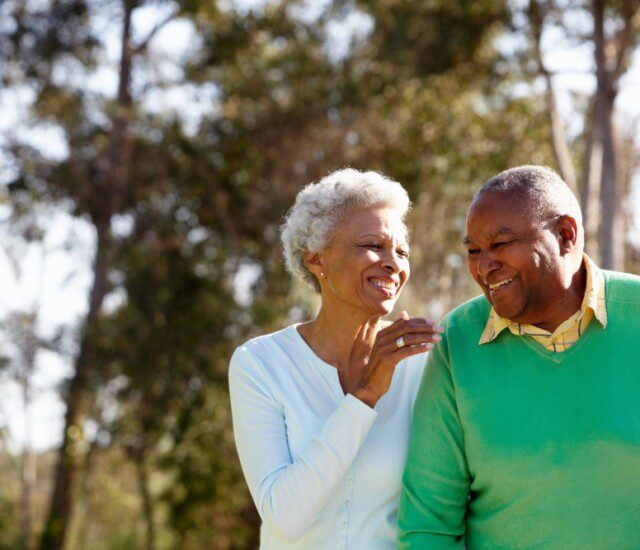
top-left (304, 251), bottom-right (325, 280)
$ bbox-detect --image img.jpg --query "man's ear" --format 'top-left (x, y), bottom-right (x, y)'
top-left (557, 215), bottom-right (579, 254)
top-left (303, 251), bottom-right (325, 281)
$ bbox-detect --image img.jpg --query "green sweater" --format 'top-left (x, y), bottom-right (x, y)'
top-left (398, 271), bottom-right (640, 549)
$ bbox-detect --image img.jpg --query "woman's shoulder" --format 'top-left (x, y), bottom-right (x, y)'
top-left (399, 350), bottom-right (428, 378)
top-left (230, 324), bottom-right (300, 373)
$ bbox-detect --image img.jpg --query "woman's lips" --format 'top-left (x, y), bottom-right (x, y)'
top-left (369, 278), bottom-right (396, 298)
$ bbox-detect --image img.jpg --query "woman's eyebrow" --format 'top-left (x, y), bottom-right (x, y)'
top-left (357, 232), bottom-right (390, 240)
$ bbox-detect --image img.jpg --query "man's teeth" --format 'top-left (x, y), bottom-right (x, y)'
top-left (489, 276), bottom-right (516, 290)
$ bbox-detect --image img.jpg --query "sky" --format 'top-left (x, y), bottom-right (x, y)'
top-left (1, 1), bottom-right (639, 453)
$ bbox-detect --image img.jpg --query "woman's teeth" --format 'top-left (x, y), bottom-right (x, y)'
top-left (370, 279), bottom-right (396, 292)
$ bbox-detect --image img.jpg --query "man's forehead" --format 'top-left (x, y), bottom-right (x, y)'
top-left (465, 193), bottom-right (536, 243)
top-left (467, 190), bottom-right (535, 223)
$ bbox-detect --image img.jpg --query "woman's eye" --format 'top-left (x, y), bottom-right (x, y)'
top-left (365, 243), bottom-right (381, 249)
top-left (397, 249), bottom-right (410, 258)
top-left (467, 249), bottom-right (480, 256)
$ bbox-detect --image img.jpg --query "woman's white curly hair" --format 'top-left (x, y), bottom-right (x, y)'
top-left (280, 168), bottom-right (411, 292)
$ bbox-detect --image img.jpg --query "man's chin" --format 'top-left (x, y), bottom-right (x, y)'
top-left (491, 301), bottom-right (523, 321)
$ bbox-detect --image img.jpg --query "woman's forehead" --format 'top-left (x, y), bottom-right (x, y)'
top-left (338, 206), bottom-right (407, 237)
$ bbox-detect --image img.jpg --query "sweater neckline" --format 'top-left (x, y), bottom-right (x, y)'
top-left (510, 314), bottom-right (601, 364)
top-left (289, 324), bottom-right (346, 398)
top-left (485, 272), bottom-right (611, 364)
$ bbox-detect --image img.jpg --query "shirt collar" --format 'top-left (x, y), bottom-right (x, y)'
top-left (478, 253), bottom-right (607, 346)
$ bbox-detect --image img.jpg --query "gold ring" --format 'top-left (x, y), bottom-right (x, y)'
top-left (395, 336), bottom-right (406, 349)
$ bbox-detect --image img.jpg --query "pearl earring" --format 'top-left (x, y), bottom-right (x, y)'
top-left (320, 271), bottom-right (325, 278)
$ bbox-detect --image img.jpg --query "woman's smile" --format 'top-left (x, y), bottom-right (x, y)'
top-left (368, 277), bottom-right (399, 299)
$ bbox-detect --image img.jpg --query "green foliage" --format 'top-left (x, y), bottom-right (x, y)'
top-left (356, 0), bottom-right (509, 78)
top-left (0, 0), bottom-right (585, 548)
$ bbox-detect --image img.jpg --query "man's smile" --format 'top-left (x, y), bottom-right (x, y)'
top-left (487, 275), bottom-right (518, 296)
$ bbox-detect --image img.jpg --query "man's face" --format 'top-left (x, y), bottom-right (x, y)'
top-left (464, 190), bottom-right (565, 326)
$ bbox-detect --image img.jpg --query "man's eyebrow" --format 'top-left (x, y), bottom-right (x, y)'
top-left (489, 227), bottom-right (515, 239)
top-left (462, 227), bottom-right (515, 246)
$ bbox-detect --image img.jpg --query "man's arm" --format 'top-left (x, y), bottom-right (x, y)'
top-left (397, 332), bottom-right (471, 548)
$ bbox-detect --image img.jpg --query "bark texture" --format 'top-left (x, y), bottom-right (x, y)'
top-left (39, 1), bottom-right (135, 547)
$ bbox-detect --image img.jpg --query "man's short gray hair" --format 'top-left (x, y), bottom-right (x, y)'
top-left (476, 165), bottom-right (583, 226)
top-left (281, 168), bottom-right (411, 291)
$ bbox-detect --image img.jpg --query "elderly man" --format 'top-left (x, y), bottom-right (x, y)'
top-left (397, 165), bottom-right (640, 548)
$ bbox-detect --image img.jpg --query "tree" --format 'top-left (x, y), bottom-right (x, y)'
top-left (0, 0), bottom-right (607, 547)
top-left (524, 0), bottom-right (640, 269)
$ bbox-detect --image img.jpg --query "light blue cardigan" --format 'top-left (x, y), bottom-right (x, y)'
top-left (229, 324), bottom-right (426, 549)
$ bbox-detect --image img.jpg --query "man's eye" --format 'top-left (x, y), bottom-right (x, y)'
top-left (397, 249), bottom-right (410, 258)
top-left (467, 249), bottom-right (480, 256)
top-left (491, 241), bottom-right (509, 249)
top-left (365, 243), bottom-right (381, 249)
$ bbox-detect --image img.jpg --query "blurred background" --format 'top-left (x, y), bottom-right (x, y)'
top-left (0, 0), bottom-right (639, 548)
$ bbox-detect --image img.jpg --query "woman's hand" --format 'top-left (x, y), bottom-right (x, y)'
top-left (352, 312), bottom-right (444, 408)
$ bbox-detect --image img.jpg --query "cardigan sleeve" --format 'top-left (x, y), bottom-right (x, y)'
top-left (396, 333), bottom-right (470, 548)
top-left (228, 345), bottom-right (378, 543)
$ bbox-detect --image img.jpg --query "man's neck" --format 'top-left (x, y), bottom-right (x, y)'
top-left (533, 258), bottom-right (587, 333)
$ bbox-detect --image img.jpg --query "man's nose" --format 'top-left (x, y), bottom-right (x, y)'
top-left (477, 250), bottom-right (499, 281)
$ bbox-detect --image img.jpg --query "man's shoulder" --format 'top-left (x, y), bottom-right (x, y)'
top-left (443, 294), bottom-right (491, 331)
top-left (603, 270), bottom-right (640, 303)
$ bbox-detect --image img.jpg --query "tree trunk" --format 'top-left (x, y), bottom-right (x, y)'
top-left (528, 0), bottom-right (577, 192)
top-left (580, 107), bottom-right (602, 258)
top-left (593, 0), bottom-right (624, 270)
top-left (74, 434), bottom-right (100, 550)
top-left (544, 79), bottom-right (577, 192)
top-left (20, 379), bottom-right (36, 550)
top-left (39, 1), bottom-right (135, 547)
top-left (133, 446), bottom-right (156, 550)
top-left (39, 221), bottom-right (111, 550)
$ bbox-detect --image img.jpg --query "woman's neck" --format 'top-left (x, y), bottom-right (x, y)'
top-left (297, 301), bottom-right (384, 391)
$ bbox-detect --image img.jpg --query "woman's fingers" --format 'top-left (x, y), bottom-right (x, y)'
top-left (379, 316), bottom-right (444, 339)
top-left (376, 320), bottom-right (444, 351)
top-left (392, 342), bottom-right (435, 359)
top-left (390, 331), bottom-right (441, 349)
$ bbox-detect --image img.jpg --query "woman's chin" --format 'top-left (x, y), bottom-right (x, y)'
top-left (370, 298), bottom-right (396, 316)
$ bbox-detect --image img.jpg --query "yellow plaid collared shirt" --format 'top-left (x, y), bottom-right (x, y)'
top-left (478, 254), bottom-right (607, 352)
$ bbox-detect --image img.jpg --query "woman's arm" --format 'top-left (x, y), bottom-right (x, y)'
top-left (229, 346), bottom-right (378, 542)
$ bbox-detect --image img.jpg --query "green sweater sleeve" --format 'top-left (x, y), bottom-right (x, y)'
top-left (397, 333), bottom-right (470, 548)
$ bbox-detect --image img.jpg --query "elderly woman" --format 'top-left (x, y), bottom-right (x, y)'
top-left (229, 168), bottom-right (442, 549)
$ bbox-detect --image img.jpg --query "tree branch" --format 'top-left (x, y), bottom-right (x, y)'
top-left (612, 0), bottom-right (639, 83)
top-left (528, 0), bottom-right (577, 191)
top-left (134, 10), bottom-right (179, 55)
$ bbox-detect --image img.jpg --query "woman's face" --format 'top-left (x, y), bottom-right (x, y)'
top-left (313, 206), bottom-right (410, 316)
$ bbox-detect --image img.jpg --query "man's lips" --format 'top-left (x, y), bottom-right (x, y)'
top-left (486, 275), bottom-right (518, 297)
